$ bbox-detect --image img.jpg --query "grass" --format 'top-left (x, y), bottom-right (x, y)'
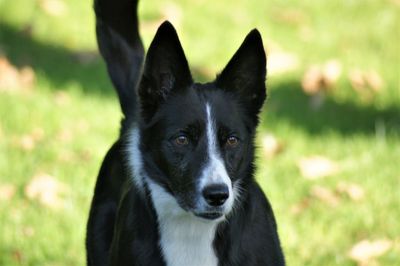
top-left (0, 0), bottom-right (399, 265)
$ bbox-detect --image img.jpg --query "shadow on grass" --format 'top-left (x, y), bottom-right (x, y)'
top-left (264, 81), bottom-right (400, 136)
top-left (1, 22), bottom-right (398, 136)
top-left (0, 22), bottom-right (113, 95)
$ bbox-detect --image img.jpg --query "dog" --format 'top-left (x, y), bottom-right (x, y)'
top-left (86, 0), bottom-right (285, 265)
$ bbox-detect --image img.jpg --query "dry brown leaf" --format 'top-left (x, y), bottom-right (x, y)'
top-left (365, 70), bottom-right (384, 92)
top-left (0, 56), bottom-right (35, 92)
top-left (267, 52), bottom-right (299, 75)
top-left (19, 135), bottom-right (35, 151)
top-left (349, 239), bottom-right (392, 263)
top-left (348, 69), bottom-right (384, 101)
top-left (79, 149), bottom-right (92, 162)
top-left (336, 182), bottom-right (365, 201)
top-left (310, 185), bottom-right (340, 207)
top-left (0, 56), bottom-right (20, 91)
top-left (301, 65), bottom-right (324, 95)
top-left (322, 60), bottom-right (342, 87)
top-left (39, 0), bottom-right (67, 17)
top-left (297, 155), bottom-right (339, 179)
top-left (349, 69), bottom-right (366, 91)
top-left (302, 60), bottom-right (342, 95)
top-left (0, 184), bottom-right (16, 201)
top-left (261, 134), bottom-right (284, 158)
top-left (11, 249), bottom-right (23, 263)
top-left (24, 173), bottom-right (67, 209)
top-left (19, 66), bottom-right (35, 89)
top-left (290, 198), bottom-right (311, 215)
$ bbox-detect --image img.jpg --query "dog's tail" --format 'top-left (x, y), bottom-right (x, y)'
top-left (94, 0), bottom-right (144, 126)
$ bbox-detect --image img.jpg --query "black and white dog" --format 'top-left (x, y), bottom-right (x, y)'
top-left (86, 0), bottom-right (285, 265)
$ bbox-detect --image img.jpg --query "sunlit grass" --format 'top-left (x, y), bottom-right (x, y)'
top-left (0, 0), bottom-right (399, 265)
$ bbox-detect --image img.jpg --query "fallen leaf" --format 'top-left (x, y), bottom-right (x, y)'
top-left (301, 65), bottom-right (324, 95)
top-left (0, 184), bottom-right (16, 201)
top-left (348, 69), bottom-right (384, 101)
top-left (0, 56), bottom-right (20, 91)
top-left (19, 135), bottom-right (35, 151)
top-left (11, 249), bottom-right (23, 263)
top-left (302, 60), bottom-right (342, 95)
top-left (336, 182), bottom-right (365, 201)
top-left (39, 0), bottom-right (67, 17)
top-left (297, 155), bottom-right (339, 179)
top-left (349, 69), bottom-right (366, 91)
top-left (310, 185), bottom-right (340, 207)
top-left (322, 60), bottom-right (342, 87)
top-left (267, 52), bottom-right (299, 75)
top-left (24, 173), bottom-right (67, 209)
top-left (19, 66), bottom-right (35, 89)
top-left (0, 56), bottom-right (35, 92)
top-left (365, 70), bottom-right (384, 92)
top-left (290, 198), bottom-right (311, 215)
top-left (79, 149), bottom-right (92, 162)
top-left (261, 134), bottom-right (284, 158)
top-left (349, 239), bottom-right (392, 263)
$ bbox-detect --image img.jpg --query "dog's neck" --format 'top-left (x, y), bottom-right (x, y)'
top-left (127, 126), bottom-right (221, 266)
top-left (147, 180), bottom-right (220, 266)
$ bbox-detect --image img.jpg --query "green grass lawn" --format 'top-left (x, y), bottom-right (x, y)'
top-left (0, 0), bottom-right (399, 265)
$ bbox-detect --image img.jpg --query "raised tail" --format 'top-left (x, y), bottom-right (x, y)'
top-left (94, 0), bottom-right (144, 124)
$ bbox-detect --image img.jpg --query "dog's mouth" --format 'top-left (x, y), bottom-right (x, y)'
top-left (194, 211), bottom-right (224, 220)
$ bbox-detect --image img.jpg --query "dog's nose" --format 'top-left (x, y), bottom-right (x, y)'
top-left (202, 184), bottom-right (229, 207)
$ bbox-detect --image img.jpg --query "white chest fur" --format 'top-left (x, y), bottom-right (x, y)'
top-left (148, 181), bottom-right (220, 266)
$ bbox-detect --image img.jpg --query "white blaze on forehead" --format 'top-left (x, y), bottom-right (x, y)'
top-left (200, 103), bottom-right (234, 212)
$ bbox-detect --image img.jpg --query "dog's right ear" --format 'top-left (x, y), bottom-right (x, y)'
top-left (139, 21), bottom-right (193, 122)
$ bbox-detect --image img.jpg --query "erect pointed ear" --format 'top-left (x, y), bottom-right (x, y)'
top-left (216, 29), bottom-right (267, 120)
top-left (139, 21), bottom-right (193, 121)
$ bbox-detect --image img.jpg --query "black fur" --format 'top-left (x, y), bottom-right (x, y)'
top-left (86, 0), bottom-right (285, 265)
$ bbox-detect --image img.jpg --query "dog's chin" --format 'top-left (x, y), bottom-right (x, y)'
top-left (193, 211), bottom-right (224, 220)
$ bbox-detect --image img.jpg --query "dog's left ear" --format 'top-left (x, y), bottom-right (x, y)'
top-left (139, 21), bottom-right (193, 122)
top-left (216, 29), bottom-right (267, 120)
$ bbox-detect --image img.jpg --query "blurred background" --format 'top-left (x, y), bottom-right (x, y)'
top-left (0, 0), bottom-right (399, 265)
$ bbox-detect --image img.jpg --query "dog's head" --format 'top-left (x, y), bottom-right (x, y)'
top-left (132, 21), bottom-right (266, 220)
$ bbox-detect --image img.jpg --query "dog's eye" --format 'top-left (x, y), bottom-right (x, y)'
top-left (175, 135), bottom-right (189, 146)
top-left (226, 136), bottom-right (239, 147)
